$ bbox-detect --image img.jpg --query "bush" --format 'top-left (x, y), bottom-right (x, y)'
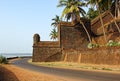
top-left (88, 40), bottom-right (120, 49)
top-left (0, 55), bottom-right (8, 64)
top-left (117, 41), bottom-right (120, 46)
top-left (87, 43), bottom-right (99, 49)
top-left (106, 40), bottom-right (120, 47)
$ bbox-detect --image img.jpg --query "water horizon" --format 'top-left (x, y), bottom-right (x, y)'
top-left (0, 53), bottom-right (32, 58)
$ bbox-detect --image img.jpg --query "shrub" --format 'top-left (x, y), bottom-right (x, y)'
top-left (88, 43), bottom-right (93, 49)
top-left (0, 55), bottom-right (8, 64)
top-left (107, 40), bottom-right (118, 47)
top-left (88, 43), bottom-right (99, 49)
top-left (88, 40), bottom-right (120, 49)
top-left (117, 41), bottom-right (120, 46)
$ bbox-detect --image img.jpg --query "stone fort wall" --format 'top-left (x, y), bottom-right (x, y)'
top-left (32, 34), bottom-right (61, 62)
top-left (62, 47), bottom-right (120, 65)
top-left (32, 19), bottom-right (120, 65)
top-left (32, 19), bottom-right (91, 62)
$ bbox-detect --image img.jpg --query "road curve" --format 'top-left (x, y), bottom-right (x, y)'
top-left (12, 58), bottom-right (120, 81)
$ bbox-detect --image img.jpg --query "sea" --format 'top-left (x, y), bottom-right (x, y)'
top-left (0, 53), bottom-right (32, 58)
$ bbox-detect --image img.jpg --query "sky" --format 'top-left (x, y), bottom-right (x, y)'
top-left (0, 0), bottom-right (64, 53)
top-left (0, 0), bottom-right (88, 53)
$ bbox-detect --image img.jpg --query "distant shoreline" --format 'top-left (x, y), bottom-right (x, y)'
top-left (0, 53), bottom-right (32, 58)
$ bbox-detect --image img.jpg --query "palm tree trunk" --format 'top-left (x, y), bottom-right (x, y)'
top-left (80, 21), bottom-right (92, 44)
top-left (72, 13), bottom-right (74, 21)
top-left (77, 14), bottom-right (80, 22)
top-left (99, 13), bottom-right (107, 43)
top-left (108, 11), bottom-right (120, 33)
top-left (115, 0), bottom-right (118, 18)
top-left (98, 7), bottom-right (107, 43)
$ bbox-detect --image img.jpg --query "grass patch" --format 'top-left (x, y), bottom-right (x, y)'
top-left (102, 68), bottom-right (112, 71)
top-left (28, 59), bottom-right (120, 72)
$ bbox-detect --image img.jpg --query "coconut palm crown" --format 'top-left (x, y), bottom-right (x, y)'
top-left (51, 15), bottom-right (61, 27)
top-left (57, 0), bottom-right (92, 43)
top-left (57, 0), bottom-right (86, 22)
top-left (50, 28), bottom-right (58, 41)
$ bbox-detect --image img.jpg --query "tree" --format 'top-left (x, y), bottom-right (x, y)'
top-left (114, 0), bottom-right (119, 18)
top-left (50, 28), bottom-right (58, 41)
top-left (97, 0), bottom-right (120, 34)
top-left (50, 15), bottom-right (60, 41)
top-left (51, 15), bottom-right (60, 27)
top-left (87, 7), bottom-right (99, 20)
top-left (87, 0), bottom-right (120, 43)
top-left (108, 0), bottom-right (120, 33)
top-left (57, 0), bottom-right (92, 43)
top-left (57, 0), bottom-right (86, 22)
top-left (87, 0), bottom-right (108, 43)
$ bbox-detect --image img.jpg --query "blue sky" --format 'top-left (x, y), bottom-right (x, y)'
top-left (0, 0), bottom-right (63, 53)
top-left (0, 0), bottom-right (88, 53)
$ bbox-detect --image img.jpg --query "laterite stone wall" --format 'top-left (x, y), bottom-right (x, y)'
top-left (62, 47), bottom-right (120, 65)
top-left (32, 47), bottom-right (61, 62)
top-left (32, 19), bottom-right (120, 65)
top-left (60, 19), bottom-right (91, 49)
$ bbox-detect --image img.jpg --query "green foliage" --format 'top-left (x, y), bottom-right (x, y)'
top-left (87, 43), bottom-right (99, 49)
top-left (117, 42), bottom-right (120, 46)
top-left (106, 40), bottom-right (120, 47)
top-left (0, 55), bottom-right (8, 64)
top-left (51, 15), bottom-right (60, 27)
top-left (50, 28), bottom-right (58, 41)
top-left (50, 15), bottom-right (60, 40)
top-left (86, 0), bottom-right (113, 12)
top-left (57, 0), bottom-right (86, 21)
top-left (102, 67), bottom-right (112, 71)
top-left (88, 40), bottom-right (120, 49)
top-left (87, 8), bottom-right (99, 20)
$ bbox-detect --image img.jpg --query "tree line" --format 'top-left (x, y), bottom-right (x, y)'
top-left (50, 0), bottom-right (120, 44)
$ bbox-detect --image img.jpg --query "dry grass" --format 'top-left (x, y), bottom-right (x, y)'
top-left (29, 59), bottom-right (120, 72)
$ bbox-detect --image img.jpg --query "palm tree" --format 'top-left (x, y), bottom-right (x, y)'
top-left (108, 0), bottom-right (120, 33)
top-left (51, 15), bottom-right (60, 27)
top-left (114, 0), bottom-right (119, 18)
top-left (87, 0), bottom-right (120, 43)
top-left (87, 0), bottom-right (108, 43)
top-left (50, 15), bottom-right (61, 41)
top-left (118, 0), bottom-right (120, 16)
top-left (57, 0), bottom-right (92, 43)
top-left (50, 28), bottom-right (58, 41)
top-left (98, 0), bottom-right (120, 34)
top-left (57, 0), bottom-right (86, 22)
top-left (87, 7), bottom-right (99, 20)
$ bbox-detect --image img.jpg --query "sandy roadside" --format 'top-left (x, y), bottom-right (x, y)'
top-left (0, 64), bottom-right (66, 81)
top-left (1, 58), bottom-right (120, 81)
